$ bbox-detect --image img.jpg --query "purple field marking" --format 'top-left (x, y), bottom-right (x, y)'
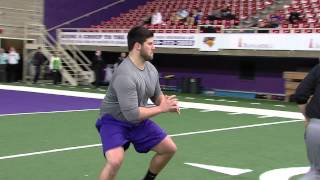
top-left (0, 89), bottom-right (102, 115)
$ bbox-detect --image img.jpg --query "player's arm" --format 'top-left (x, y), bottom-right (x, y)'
top-left (138, 95), bottom-right (179, 120)
top-left (114, 76), bottom-right (178, 122)
top-left (150, 93), bottom-right (165, 106)
top-left (294, 66), bottom-right (318, 128)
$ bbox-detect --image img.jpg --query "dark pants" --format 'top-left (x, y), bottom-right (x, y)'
top-left (94, 68), bottom-right (103, 87)
top-left (52, 70), bottom-right (60, 85)
top-left (0, 64), bottom-right (6, 82)
top-left (7, 64), bottom-right (18, 82)
top-left (33, 65), bottom-right (41, 83)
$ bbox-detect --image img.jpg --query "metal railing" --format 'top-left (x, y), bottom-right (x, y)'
top-left (24, 24), bottom-right (93, 86)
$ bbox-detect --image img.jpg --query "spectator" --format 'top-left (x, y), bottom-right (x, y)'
top-left (186, 10), bottom-right (196, 25)
top-left (289, 12), bottom-right (301, 24)
top-left (113, 52), bottom-right (126, 81)
top-left (176, 8), bottom-right (189, 21)
top-left (6, 47), bottom-right (20, 82)
top-left (221, 5), bottom-right (236, 20)
top-left (92, 50), bottom-right (105, 88)
top-left (140, 12), bottom-right (152, 26)
top-left (104, 64), bottom-right (114, 85)
top-left (169, 12), bottom-right (179, 24)
top-left (118, 52), bottom-right (126, 65)
top-left (269, 15), bottom-right (281, 28)
top-left (207, 9), bottom-right (222, 20)
top-left (195, 9), bottom-right (203, 25)
top-left (32, 47), bottom-right (47, 84)
top-left (257, 20), bottom-right (270, 33)
top-left (186, 9), bottom-right (202, 25)
top-left (0, 48), bottom-right (8, 82)
top-left (151, 9), bottom-right (163, 25)
top-left (49, 52), bottom-right (62, 85)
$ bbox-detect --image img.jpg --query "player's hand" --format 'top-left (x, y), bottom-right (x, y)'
top-left (161, 95), bottom-right (180, 114)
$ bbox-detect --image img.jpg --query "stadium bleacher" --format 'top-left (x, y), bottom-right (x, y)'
top-left (87, 0), bottom-right (320, 33)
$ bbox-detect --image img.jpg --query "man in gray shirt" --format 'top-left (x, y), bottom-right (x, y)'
top-left (96, 26), bottom-right (180, 180)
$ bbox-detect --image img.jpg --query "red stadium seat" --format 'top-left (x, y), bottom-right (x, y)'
top-left (304, 29), bottom-right (313, 33)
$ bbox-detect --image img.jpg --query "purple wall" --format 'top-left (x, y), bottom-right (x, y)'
top-left (154, 54), bottom-right (318, 94)
top-left (45, 0), bottom-right (150, 30)
top-left (159, 70), bottom-right (284, 94)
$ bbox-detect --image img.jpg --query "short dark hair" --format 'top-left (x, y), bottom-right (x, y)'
top-left (127, 26), bottom-right (153, 51)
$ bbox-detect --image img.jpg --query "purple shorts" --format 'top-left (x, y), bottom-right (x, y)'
top-left (96, 114), bottom-right (167, 154)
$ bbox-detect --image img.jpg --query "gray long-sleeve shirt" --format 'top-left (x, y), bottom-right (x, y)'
top-left (100, 57), bottom-right (161, 124)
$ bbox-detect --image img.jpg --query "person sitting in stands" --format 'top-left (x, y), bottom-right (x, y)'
top-left (289, 12), bottom-right (302, 24)
top-left (139, 12), bottom-right (152, 26)
top-left (207, 9), bottom-right (222, 20)
top-left (176, 7), bottom-right (189, 22)
top-left (221, 4), bottom-right (236, 20)
top-left (151, 9), bottom-right (163, 25)
top-left (269, 15), bottom-right (281, 28)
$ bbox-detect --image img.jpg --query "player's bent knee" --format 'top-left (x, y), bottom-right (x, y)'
top-left (168, 143), bottom-right (177, 155)
top-left (163, 141), bottom-right (177, 155)
top-left (107, 157), bottom-right (124, 170)
top-left (163, 138), bottom-right (178, 154)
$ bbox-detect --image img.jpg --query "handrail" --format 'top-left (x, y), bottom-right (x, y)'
top-left (62, 44), bottom-right (92, 71)
top-left (0, 6), bottom-right (41, 13)
top-left (222, 27), bottom-right (320, 33)
top-left (47, 0), bottom-right (125, 32)
top-left (57, 27), bottom-right (320, 35)
top-left (58, 28), bottom-right (201, 33)
top-left (68, 44), bottom-right (92, 65)
top-left (45, 29), bottom-right (93, 79)
top-left (0, 23), bottom-right (25, 28)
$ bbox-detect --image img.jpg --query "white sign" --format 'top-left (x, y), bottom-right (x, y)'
top-left (154, 33), bottom-right (197, 48)
top-left (59, 32), bottom-right (127, 46)
top-left (219, 34), bottom-right (320, 51)
top-left (59, 31), bottom-right (320, 51)
top-left (59, 32), bottom-right (197, 48)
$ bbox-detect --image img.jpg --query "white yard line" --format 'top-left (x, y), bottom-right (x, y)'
top-left (185, 97), bottom-right (195, 100)
top-left (258, 115), bottom-right (273, 119)
top-left (216, 99), bottom-right (226, 102)
top-left (0, 109), bottom-right (98, 117)
top-left (0, 119), bottom-right (302, 160)
top-left (179, 102), bottom-right (304, 120)
top-left (228, 112), bottom-right (243, 115)
top-left (0, 85), bottom-right (105, 99)
top-left (274, 105), bottom-right (286, 107)
top-left (0, 144), bottom-right (101, 160)
top-left (200, 110), bottom-right (216, 112)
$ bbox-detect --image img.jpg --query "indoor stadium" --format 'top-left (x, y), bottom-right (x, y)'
top-left (0, 0), bottom-right (320, 179)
